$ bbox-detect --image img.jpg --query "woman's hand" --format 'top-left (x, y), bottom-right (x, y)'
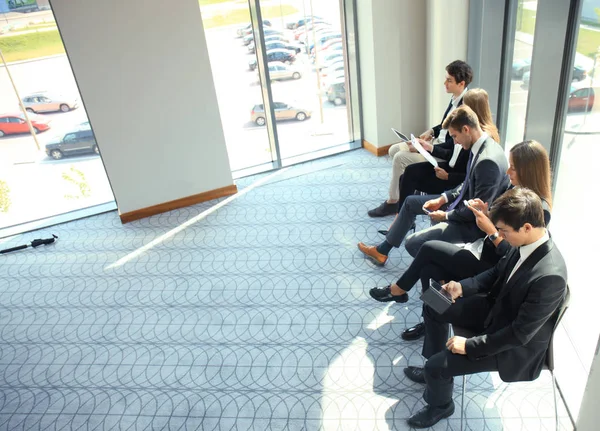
top-left (434, 167), bottom-right (449, 180)
top-left (467, 198), bottom-right (489, 215)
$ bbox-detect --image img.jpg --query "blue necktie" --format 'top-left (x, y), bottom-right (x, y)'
top-left (447, 150), bottom-right (473, 210)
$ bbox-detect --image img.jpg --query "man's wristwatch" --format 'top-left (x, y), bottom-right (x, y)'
top-left (488, 232), bottom-right (500, 241)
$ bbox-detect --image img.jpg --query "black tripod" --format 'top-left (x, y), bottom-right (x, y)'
top-left (0, 235), bottom-right (58, 254)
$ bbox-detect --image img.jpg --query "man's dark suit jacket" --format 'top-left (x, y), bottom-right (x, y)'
top-left (446, 136), bottom-right (510, 227)
top-left (460, 238), bottom-right (568, 382)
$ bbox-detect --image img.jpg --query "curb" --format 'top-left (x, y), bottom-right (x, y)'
top-left (0, 53), bottom-right (66, 67)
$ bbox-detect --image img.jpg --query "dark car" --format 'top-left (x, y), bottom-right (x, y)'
top-left (264, 41), bottom-right (302, 54)
top-left (327, 80), bottom-right (346, 106)
top-left (286, 16), bottom-right (324, 29)
top-left (248, 49), bottom-right (296, 70)
top-left (512, 58), bottom-right (531, 79)
top-left (236, 20), bottom-right (271, 37)
top-left (243, 28), bottom-right (283, 46)
top-left (45, 127), bottom-right (98, 160)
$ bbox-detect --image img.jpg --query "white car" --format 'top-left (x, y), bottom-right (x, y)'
top-left (22, 92), bottom-right (79, 113)
top-left (257, 62), bottom-right (302, 81)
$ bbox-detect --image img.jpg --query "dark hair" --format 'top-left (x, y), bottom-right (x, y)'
top-left (510, 140), bottom-right (553, 209)
top-left (489, 188), bottom-right (545, 231)
top-left (446, 60), bottom-right (473, 87)
top-left (442, 105), bottom-right (480, 131)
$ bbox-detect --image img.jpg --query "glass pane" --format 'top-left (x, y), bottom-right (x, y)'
top-left (505, 0), bottom-right (538, 152)
top-left (0, 5), bottom-right (113, 232)
top-left (198, 0), bottom-right (274, 172)
top-left (552, 1), bottom-right (600, 418)
top-left (259, 0), bottom-right (351, 161)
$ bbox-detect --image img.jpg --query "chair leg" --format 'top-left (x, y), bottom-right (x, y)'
top-left (460, 375), bottom-right (466, 431)
top-left (551, 370), bottom-right (559, 431)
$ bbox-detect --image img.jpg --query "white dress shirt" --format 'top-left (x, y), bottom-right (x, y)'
top-left (507, 230), bottom-right (550, 282)
top-left (437, 87), bottom-right (468, 168)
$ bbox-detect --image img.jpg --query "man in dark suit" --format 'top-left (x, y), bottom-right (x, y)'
top-left (404, 188), bottom-right (568, 428)
top-left (367, 60), bottom-right (472, 217)
top-left (358, 105), bottom-right (509, 267)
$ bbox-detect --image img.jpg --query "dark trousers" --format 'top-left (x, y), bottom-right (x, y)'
top-left (421, 295), bottom-right (498, 407)
top-left (398, 161), bottom-right (464, 209)
top-left (395, 240), bottom-right (492, 294)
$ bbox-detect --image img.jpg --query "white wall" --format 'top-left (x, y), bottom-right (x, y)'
top-left (50, 0), bottom-right (234, 215)
top-left (426, 0), bottom-right (470, 127)
top-left (577, 335), bottom-right (600, 430)
top-left (357, 0), bottom-right (427, 148)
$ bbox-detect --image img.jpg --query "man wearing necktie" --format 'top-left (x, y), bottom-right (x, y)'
top-left (404, 188), bottom-right (568, 428)
top-left (358, 105), bottom-right (510, 266)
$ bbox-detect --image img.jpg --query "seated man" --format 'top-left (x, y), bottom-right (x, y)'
top-left (368, 60), bottom-right (473, 217)
top-left (358, 105), bottom-right (509, 265)
top-left (404, 188), bottom-right (568, 428)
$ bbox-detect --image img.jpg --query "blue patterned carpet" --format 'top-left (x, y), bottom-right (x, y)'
top-left (0, 149), bottom-right (572, 430)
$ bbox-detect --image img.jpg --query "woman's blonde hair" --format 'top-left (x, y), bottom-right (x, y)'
top-left (463, 88), bottom-right (500, 143)
top-left (510, 140), bottom-right (553, 209)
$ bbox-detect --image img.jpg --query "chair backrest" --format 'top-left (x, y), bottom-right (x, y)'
top-left (545, 284), bottom-right (571, 372)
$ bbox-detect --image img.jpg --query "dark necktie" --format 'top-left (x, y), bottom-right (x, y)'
top-left (484, 248), bottom-right (521, 328)
top-left (447, 150), bottom-right (474, 210)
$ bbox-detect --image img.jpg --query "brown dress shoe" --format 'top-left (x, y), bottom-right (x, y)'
top-left (357, 242), bottom-right (388, 266)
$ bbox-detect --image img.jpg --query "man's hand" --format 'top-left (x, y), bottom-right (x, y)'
top-left (420, 129), bottom-right (434, 141)
top-left (428, 210), bottom-right (446, 223)
top-left (467, 198), bottom-right (489, 215)
top-left (417, 138), bottom-right (434, 153)
top-left (446, 336), bottom-right (467, 355)
top-left (466, 202), bottom-right (497, 236)
top-left (442, 281), bottom-right (463, 301)
top-left (434, 167), bottom-right (449, 180)
top-left (423, 197), bottom-right (444, 212)
top-left (407, 143), bottom-right (419, 153)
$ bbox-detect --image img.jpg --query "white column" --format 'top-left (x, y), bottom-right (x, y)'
top-left (576, 336), bottom-right (600, 430)
top-left (50, 0), bottom-right (234, 216)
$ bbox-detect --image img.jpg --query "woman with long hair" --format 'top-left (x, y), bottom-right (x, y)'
top-left (368, 140), bottom-right (552, 341)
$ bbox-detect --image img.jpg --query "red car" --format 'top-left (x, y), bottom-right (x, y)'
top-left (0, 113), bottom-right (51, 137)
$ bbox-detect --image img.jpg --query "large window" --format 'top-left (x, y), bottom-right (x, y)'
top-left (0, 5), bottom-right (113, 234)
top-left (504, 0), bottom-right (538, 152)
top-left (551, 1), bottom-right (600, 418)
top-left (198, 0), bottom-right (357, 173)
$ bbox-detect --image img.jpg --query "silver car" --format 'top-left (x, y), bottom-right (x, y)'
top-left (22, 93), bottom-right (79, 113)
top-left (258, 62), bottom-right (302, 81)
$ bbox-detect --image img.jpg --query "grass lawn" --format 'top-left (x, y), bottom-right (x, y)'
top-left (202, 4), bottom-right (298, 29)
top-left (0, 30), bottom-right (65, 63)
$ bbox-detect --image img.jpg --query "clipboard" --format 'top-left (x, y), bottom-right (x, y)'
top-left (410, 134), bottom-right (438, 167)
top-left (391, 128), bottom-right (409, 142)
top-left (420, 279), bottom-right (453, 314)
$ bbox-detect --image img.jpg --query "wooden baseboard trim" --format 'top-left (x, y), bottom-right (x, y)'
top-left (119, 184), bottom-right (238, 224)
top-left (362, 139), bottom-right (392, 157)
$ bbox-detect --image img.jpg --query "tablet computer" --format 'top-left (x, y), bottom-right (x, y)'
top-left (391, 128), bottom-right (409, 142)
top-left (420, 279), bottom-right (453, 315)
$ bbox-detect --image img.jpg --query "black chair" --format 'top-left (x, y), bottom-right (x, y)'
top-left (451, 286), bottom-right (570, 431)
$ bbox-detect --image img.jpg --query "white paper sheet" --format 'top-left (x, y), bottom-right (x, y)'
top-left (410, 134), bottom-right (438, 167)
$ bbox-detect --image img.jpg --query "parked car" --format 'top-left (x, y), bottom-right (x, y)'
top-left (567, 86), bottom-right (598, 112)
top-left (248, 49), bottom-right (296, 70)
top-left (522, 65), bottom-right (587, 87)
top-left (236, 20), bottom-right (271, 37)
top-left (22, 92), bottom-right (79, 113)
top-left (45, 126), bottom-right (98, 160)
top-left (259, 62), bottom-right (302, 81)
top-left (247, 35), bottom-right (290, 53)
top-left (0, 112), bottom-right (51, 137)
top-left (243, 28), bottom-right (283, 46)
top-left (286, 16), bottom-right (324, 29)
top-left (316, 52), bottom-right (343, 69)
top-left (294, 23), bottom-right (331, 40)
top-left (327, 80), bottom-right (346, 106)
top-left (512, 58), bottom-right (531, 79)
top-left (250, 102), bottom-right (311, 126)
top-left (264, 41), bottom-right (302, 54)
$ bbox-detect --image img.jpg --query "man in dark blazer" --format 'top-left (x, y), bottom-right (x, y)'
top-left (404, 188), bottom-right (568, 428)
top-left (358, 105), bottom-right (509, 267)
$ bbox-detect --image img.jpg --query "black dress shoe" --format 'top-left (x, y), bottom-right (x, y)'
top-left (401, 322), bottom-right (425, 341)
top-left (407, 401), bottom-right (455, 428)
top-left (368, 201), bottom-right (399, 217)
top-left (403, 366), bottom-right (425, 383)
top-left (368, 286), bottom-right (409, 303)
